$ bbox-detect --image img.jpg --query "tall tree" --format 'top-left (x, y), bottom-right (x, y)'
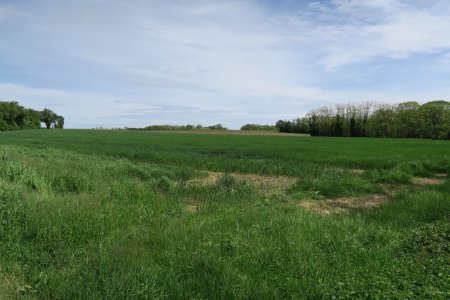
top-left (40, 108), bottom-right (58, 129)
top-left (275, 100), bottom-right (450, 140)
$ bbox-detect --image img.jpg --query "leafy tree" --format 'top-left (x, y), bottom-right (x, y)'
top-left (40, 108), bottom-right (58, 129)
top-left (275, 100), bottom-right (450, 140)
top-left (208, 124), bottom-right (227, 130)
top-left (335, 114), bottom-right (343, 137)
top-left (24, 108), bottom-right (41, 129)
top-left (419, 101), bottom-right (450, 139)
top-left (0, 101), bottom-right (62, 131)
top-left (349, 117), bottom-right (358, 137)
top-left (309, 115), bottom-right (319, 136)
top-left (397, 101), bottom-right (420, 138)
top-left (241, 124), bottom-right (276, 131)
top-left (276, 120), bottom-right (293, 133)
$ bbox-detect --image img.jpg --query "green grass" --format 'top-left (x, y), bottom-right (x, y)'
top-left (0, 130), bottom-right (449, 299)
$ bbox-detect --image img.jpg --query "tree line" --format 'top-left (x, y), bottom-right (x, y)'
top-left (240, 124), bottom-right (276, 131)
top-left (0, 101), bottom-right (64, 131)
top-left (126, 124), bottom-right (227, 131)
top-left (276, 100), bottom-right (450, 140)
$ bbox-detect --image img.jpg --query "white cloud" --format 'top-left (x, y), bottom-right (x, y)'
top-left (283, 0), bottom-right (450, 69)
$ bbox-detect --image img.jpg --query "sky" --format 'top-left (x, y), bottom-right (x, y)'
top-left (1, 0), bottom-right (450, 129)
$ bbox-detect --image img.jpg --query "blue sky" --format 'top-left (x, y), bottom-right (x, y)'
top-left (1, 0), bottom-right (450, 128)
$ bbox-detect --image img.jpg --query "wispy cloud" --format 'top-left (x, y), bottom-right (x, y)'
top-left (0, 4), bottom-right (30, 22)
top-left (280, 0), bottom-right (450, 69)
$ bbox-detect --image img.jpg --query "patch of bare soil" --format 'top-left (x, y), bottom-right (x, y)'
top-left (0, 272), bottom-right (25, 299)
top-left (188, 171), bottom-right (297, 194)
top-left (412, 176), bottom-right (446, 186)
top-left (300, 173), bottom-right (447, 215)
top-left (185, 204), bottom-right (198, 214)
top-left (188, 172), bottom-right (222, 185)
top-left (299, 194), bottom-right (388, 215)
top-left (332, 168), bottom-right (366, 174)
top-left (350, 169), bottom-right (366, 174)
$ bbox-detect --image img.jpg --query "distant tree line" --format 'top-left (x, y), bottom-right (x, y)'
top-left (240, 124), bottom-right (276, 131)
top-left (276, 100), bottom-right (450, 140)
top-left (126, 124), bottom-right (227, 131)
top-left (0, 101), bottom-right (64, 131)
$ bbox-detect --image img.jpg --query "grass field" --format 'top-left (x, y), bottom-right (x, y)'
top-left (0, 129), bottom-right (449, 299)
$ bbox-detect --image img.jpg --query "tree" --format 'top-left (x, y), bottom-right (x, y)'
top-left (208, 124), bottom-right (227, 130)
top-left (275, 120), bottom-right (293, 133)
top-left (397, 101), bottom-right (420, 138)
top-left (55, 116), bottom-right (65, 129)
top-left (40, 108), bottom-right (58, 129)
top-left (24, 108), bottom-right (41, 129)
top-left (241, 124), bottom-right (276, 131)
top-left (309, 115), bottom-right (319, 136)
top-left (0, 101), bottom-right (44, 131)
top-left (335, 114), bottom-right (343, 137)
top-left (349, 117), bottom-right (358, 137)
top-left (276, 100), bottom-right (450, 140)
top-left (419, 101), bottom-right (450, 139)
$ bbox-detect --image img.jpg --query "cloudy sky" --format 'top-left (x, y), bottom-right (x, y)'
top-left (1, 0), bottom-right (450, 128)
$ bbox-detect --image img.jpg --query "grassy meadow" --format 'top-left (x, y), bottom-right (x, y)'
top-left (0, 129), bottom-right (449, 299)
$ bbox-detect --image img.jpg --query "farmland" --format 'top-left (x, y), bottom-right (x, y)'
top-left (0, 129), bottom-right (449, 299)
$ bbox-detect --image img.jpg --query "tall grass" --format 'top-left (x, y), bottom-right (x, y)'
top-left (0, 131), bottom-right (448, 299)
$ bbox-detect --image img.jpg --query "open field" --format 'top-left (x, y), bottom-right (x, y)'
top-left (0, 130), bottom-right (449, 299)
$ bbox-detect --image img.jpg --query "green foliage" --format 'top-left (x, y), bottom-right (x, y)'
top-left (291, 171), bottom-right (379, 197)
top-left (51, 171), bottom-right (91, 194)
top-left (0, 160), bottom-right (27, 182)
top-left (0, 131), bottom-right (448, 298)
top-left (208, 123), bottom-right (227, 130)
top-left (0, 101), bottom-right (64, 130)
top-left (276, 118), bottom-right (310, 134)
top-left (278, 100), bottom-right (450, 139)
top-left (403, 219), bottom-right (450, 255)
top-left (369, 168), bottom-right (412, 184)
top-left (240, 124), bottom-right (276, 131)
top-left (156, 176), bottom-right (174, 192)
top-left (216, 173), bottom-right (240, 189)
top-left (40, 108), bottom-right (64, 129)
top-left (142, 124), bottom-right (195, 131)
top-left (127, 124), bottom-right (228, 131)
